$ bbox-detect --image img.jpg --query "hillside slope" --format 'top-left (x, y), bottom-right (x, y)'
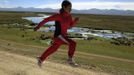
top-left (0, 50), bottom-right (110, 75)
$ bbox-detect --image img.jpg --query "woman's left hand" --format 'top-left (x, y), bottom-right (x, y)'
top-left (74, 17), bottom-right (79, 22)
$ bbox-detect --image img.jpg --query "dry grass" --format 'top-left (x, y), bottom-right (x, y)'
top-left (0, 50), bottom-right (110, 75)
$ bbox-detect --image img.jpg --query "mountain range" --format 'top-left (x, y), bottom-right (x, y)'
top-left (0, 7), bottom-right (134, 16)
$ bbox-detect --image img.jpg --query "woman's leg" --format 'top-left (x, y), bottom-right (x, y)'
top-left (57, 35), bottom-right (76, 58)
top-left (66, 39), bottom-right (78, 66)
top-left (57, 35), bottom-right (77, 66)
top-left (39, 38), bottom-right (63, 62)
top-left (68, 39), bottom-right (76, 58)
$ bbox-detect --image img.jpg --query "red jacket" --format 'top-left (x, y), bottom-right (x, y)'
top-left (36, 12), bottom-right (78, 36)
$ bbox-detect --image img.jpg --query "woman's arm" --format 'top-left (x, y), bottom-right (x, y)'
top-left (34, 14), bottom-right (60, 31)
top-left (69, 17), bottom-right (79, 28)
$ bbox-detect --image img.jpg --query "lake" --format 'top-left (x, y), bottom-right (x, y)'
top-left (22, 15), bottom-right (133, 39)
top-left (22, 15), bottom-right (54, 25)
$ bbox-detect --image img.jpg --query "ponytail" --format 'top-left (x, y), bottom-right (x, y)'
top-left (59, 8), bottom-right (64, 13)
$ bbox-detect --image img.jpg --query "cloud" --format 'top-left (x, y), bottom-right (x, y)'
top-left (115, 2), bottom-right (134, 10)
top-left (73, 2), bottom-right (134, 10)
top-left (36, 3), bottom-right (61, 9)
top-left (37, 2), bottom-right (134, 10)
top-left (0, 0), bottom-right (134, 10)
top-left (0, 0), bottom-right (10, 8)
top-left (0, 0), bottom-right (9, 3)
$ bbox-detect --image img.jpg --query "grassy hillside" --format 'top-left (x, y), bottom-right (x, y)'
top-left (0, 11), bottom-right (134, 75)
top-left (0, 27), bottom-right (133, 60)
top-left (0, 27), bottom-right (134, 75)
top-left (0, 12), bottom-right (37, 24)
top-left (0, 11), bottom-right (134, 32)
top-left (0, 51), bottom-right (111, 75)
top-left (72, 14), bottom-right (134, 32)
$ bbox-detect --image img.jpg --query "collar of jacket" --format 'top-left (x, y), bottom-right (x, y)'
top-left (61, 11), bottom-right (71, 17)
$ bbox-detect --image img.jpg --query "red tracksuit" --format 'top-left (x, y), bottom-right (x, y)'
top-left (36, 12), bottom-right (77, 62)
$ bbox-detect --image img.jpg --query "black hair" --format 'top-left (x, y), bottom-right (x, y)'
top-left (60, 0), bottom-right (72, 13)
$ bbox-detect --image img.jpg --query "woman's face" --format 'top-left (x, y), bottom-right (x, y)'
top-left (63, 5), bottom-right (72, 13)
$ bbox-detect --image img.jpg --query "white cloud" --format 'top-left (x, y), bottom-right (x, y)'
top-left (0, 0), bottom-right (9, 3)
top-left (77, 2), bottom-right (134, 10)
top-left (0, 0), bottom-right (10, 8)
top-left (1, 1), bottom-right (134, 10)
top-left (36, 2), bottom-right (134, 10)
top-left (36, 4), bottom-right (61, 9)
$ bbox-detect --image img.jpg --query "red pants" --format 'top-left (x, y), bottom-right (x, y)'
top-left (40, 35), bottom-right (76, 62)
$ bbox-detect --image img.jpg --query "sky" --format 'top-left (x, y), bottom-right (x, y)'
top-left (0, 0), bottom-right (134, 10)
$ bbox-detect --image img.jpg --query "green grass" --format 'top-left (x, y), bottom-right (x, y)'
top-left (0, 27), bottom-right (134, 60)
top-left (0, 11), bottom-right (134, 32)
top-left (75, 39), bottom-right (134, 60)
top-left (0, 12), bottom-right (134, 75)
top-left (72, 13), bottom-right (134, 32)
top-left (0, 12), bottom-right (37, 24)
top-left (1, 39), bottom-right (134, 75)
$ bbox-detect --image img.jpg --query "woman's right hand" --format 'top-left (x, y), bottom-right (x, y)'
top-left (34, 26), bottom-right (39, 31)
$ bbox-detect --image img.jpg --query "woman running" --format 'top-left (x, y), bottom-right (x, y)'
top-left (34, 0), bottom-right (79, 67)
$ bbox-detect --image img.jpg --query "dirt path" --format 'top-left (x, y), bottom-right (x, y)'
top-left (0, 50), bottom-right (111, 75)
top-left (0, 39), bottom-right (134, 64)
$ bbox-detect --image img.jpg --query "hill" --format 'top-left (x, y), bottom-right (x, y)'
top-left (0, 7), bottom-right (134, 16)
top-left (0, 50), bottom-right (110, 75)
